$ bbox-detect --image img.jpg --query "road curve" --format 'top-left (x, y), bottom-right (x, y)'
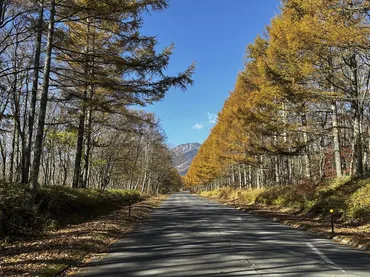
top-left (75, 192), bottom-right (370, 276)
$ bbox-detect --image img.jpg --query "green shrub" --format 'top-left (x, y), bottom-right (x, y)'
top-left (200, 177), bottom-right (370, 222)
top-left (200, 187), bottom-right (234, 199)
top-left (255, 182), bottom-right (319, 211)
top-left (0, 184), bottom-right (45, 236)
top-left (238, 189), bottom-right (264, 204)
top-left (201, 187), bottom-right (264, 204)
top-left (36, 187), bottom-right (141, 226)
top-left (350, 184), bottom-right (370, 222)
top-left (308, 178), bottom-right (367, 217)
top-left (0, 185), bottom-right (141, 237)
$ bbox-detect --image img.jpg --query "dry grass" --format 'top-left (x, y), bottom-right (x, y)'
top-left (200, 187), bottom-right (263, 204)
top-left (0, 195), bottom-right (167, 277)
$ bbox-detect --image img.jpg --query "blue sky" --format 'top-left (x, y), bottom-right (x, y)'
top-left (141, 0), bottom-right (281, 147)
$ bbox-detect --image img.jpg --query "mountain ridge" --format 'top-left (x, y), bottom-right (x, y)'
top-left (171, 143), bottom-right (201, 176)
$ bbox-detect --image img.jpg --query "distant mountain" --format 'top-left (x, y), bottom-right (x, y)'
top-left (171, 143), bottom-right (201, 176)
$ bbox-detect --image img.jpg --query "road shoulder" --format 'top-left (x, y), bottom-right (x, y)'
top-left (200, 194), bottom-right (370, 253)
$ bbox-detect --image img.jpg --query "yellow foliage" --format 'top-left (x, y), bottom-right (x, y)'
top-left (186, 0), bottom-right (370, 188)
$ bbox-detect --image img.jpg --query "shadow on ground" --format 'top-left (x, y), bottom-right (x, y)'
top-left (74, 193), bottom-right (370, 277)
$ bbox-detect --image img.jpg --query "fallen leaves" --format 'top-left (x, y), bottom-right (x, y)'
top-left (0, 195), bottom-right (166, 277)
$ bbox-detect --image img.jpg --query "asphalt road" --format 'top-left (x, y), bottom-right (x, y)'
top-left (75, 192), bottom-right (370, 276)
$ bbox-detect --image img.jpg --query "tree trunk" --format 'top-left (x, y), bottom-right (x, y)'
top-left (73, 16), bottom-right (92, 188)
top-left (30, 0), bottom-right (55, 191)
top-left (275, 156), bottom-right (280, 185)
top-left (23, 0), bottom-right (44, 184)
top-left (82, 107), bottom-right (92, 188)
top-left (352, 104), bottom-right (363, 177)
top-left (238, 164), bottom-right (242, 190)
top-left (0, 140), bottom-right (6, 181)
top-left (350, 52), bottom-right (364, 178)
top-left (301, 114), bottom-right (311, 180)
top-left (243, 164), bottom-right (247, 187)
top-left (231, 164), bottom-right (235, 184)
top-left (82, 18), bottom-right (95, 188)
top-left (331, 101), bottom-right (342, 177)
top-left (73, 111), bottom-right (86, 188)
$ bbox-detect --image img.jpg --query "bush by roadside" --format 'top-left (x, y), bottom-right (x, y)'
top-left (200, 187), bottom-right (263, 204)
top-left (0, 195), bottom-right (166, 277)
top-left (200, 177), bottom-right (370, 224)
top-left (199, 178), bottom-right (370, 252)
top-left (0, 184), bottom-right (141, 237)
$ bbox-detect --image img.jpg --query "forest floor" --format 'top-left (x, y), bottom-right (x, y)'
top-left (203, 196), bottom-right (370, 252)
top-left (0, 195), bottom-right (167, 277)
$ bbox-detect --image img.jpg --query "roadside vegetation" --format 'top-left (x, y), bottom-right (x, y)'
top-left (201, 177), bottom-right (370, 224)
top-left (0, 194), bottom-right (165, 276)
top-left (200, 177), bottom-right (370, 250)
top-left (0, 184), bottom-right (141, 237)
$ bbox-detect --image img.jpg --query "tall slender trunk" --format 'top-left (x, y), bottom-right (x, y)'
top-left (328, 55), bottom-right (343, 178)
top-left (30, 0), bottom-right (56, 191)
top-left (23, 1), bottom-right (44, 184)
top-left (0, 141), bottom-right (6, 180)
top-left (15, 127), bottom-right (20, 182)
top-left (231, 164), bottom-right (235, 184)
top-left (82, 107), bottom-right (92, 188)
top-left (146, 171), bottom-right (152, 194)
top-left (73, 17), bottom-right (91, 188)
top-left (20, 82), bottom-right (29, 184)
top-left (282, 103), bottom-right (291, 185)
top-left (352, 104), bottom-right (363, 177)
top-left (243, 164), bottom-right (247, 186)
top-left (275, 156), bottom-right (280, 184)
top-left (141, 178), bottom-right (146, 193)
top-left (9, 122), bottom-right (16, 183)
top-left (301, 114), bottom-right (311, 180)
top-left (238, 164), bottom-right (242, 190)
top-left (256, 166), bottom-right (261, 189)
top-left (350, 53), bottom-right (364, 178)
top-left (331, 101), bottom-right (342, 177)
top-left (287, 157), bottom-right (292, 185)
top-left (9, 32), bottom-right (19, 183)
top-left (73, 111), bottom-right (86, 188)
top-left (82, 18), bottom-right (95, 188)
top-left (319, 136), bottom-right (325, 180)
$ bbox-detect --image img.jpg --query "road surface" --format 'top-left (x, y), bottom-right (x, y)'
top-left (75, 192), bottom-right (370, 276)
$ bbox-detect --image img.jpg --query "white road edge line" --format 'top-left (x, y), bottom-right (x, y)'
top-left (306, 242), bottom-right (346, 273)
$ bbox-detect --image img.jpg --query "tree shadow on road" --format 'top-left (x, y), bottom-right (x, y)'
top-left (73, 193), bottom-right (370, 277)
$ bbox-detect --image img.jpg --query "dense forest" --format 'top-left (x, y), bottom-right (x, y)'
top-left (0, 0), bottom-right (193, 193)
top-left (185, 0), bottom-right (370, 190)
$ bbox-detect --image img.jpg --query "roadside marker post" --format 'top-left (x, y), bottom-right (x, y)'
top-left (330, 209), bottom-right (334, 234)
